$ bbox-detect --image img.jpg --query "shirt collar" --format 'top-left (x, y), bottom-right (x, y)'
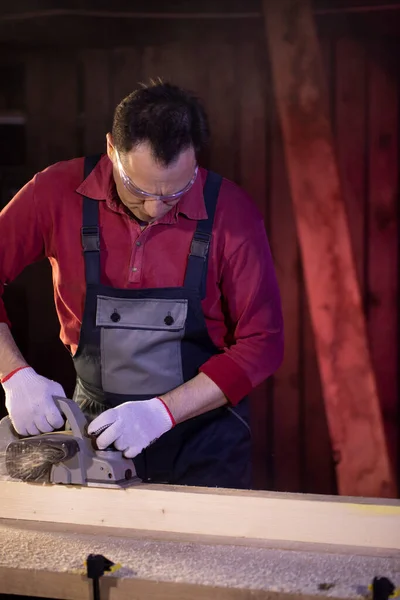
top-left (76, 154), bottom-right (208, 223)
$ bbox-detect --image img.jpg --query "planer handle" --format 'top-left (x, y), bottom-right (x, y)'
top-left (53, 396), bottom-right (88, 440)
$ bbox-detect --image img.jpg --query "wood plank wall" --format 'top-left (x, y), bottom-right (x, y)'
top-left (0, 25), bottom-right (399, 495)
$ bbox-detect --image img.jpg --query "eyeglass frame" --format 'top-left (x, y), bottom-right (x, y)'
top-left (114, 148), bottom-right (199, 202)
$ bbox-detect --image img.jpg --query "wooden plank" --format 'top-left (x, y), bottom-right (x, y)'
top-left (367, 40), bottom-right (399, 480)
top-left (302, 298), bottom-right (336, 494)
top-left (237, 39), bottom-right (268, 218)
top-left (47, 53), bottom-right (79, 162)
top-left (23, 51), bottom-right (79, 394)
top-left (141, 41), bottom-right (209, 165)
top-left (0, 568), bottom-right (281, 600)
top-left (111, 47), bottom-right (143, 108)
top-left (236, 39), bottom-right (271, 490)
top-left (1, 517), bottom-right (399, 600)
top-left (335, 37), bottom-right (367, 293)
top-left (307, 35), bottom-right (369, 495)
top-left (141, 37), bottom-right (236, 178)
top-left (140, 40), bottom-right (210, 153)
top-left (262, 0), bottom-right (396, 498)
top-left (1, 482), bottom-right (399, 550)
top-left (26, 51), bottom-right (78, 165)
top-left (142, 41), bottom-right (200, 94)
top-left (269, 101), bottom-right (302, 493)
top-left (26, 53), bottom-right (51, 171)
top-left (308, 35), bottom-right (368, 495)
top-left (201, 39), bottom-right (237, 180)
top-left (81, 49), bottom-right (112, 155)
top-left (302, 36), bottom-right (336, 496)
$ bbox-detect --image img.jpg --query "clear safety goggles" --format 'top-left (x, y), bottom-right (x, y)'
top-left (115, 149), bottom-right (198, 202)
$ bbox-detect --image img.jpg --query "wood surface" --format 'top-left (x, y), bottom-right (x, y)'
top-left (203, 39), bottom-right (238, 181)
top-left (302, 36), bottom-right (336, 496)
top-left (0, 568), bottom-right (288, 600)
top-left (1, 514), bottom-right (399, 600)
top-left (367, 40), bottom-right (399, 477)
top-left (269, 100), bottom-right (302, 493)
top-left (112, 46), bottom-right (143, 107)
top-left (335, 37), bottom-right (367, 292)
top-left (262, 0), bottom-right (396, 498)
top-left (81, 49), bottom-right (111, 156)
top-left (236, 38), bottom-right (272, 490)
top-left (0, 481), bottom-right (399, 550)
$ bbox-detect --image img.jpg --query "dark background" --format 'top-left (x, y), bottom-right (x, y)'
top-left (0, 0), bottom-right (399, 494)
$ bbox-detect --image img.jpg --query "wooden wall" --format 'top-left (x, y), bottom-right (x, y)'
top-left (0, 19), bottom-right (399, 495)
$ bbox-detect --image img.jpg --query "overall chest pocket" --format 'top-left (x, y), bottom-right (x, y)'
top-left (96, 295), bottom-right (188, 396)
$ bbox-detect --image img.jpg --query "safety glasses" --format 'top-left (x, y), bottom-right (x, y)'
top-left (115, 148), bottom-right (198, 202)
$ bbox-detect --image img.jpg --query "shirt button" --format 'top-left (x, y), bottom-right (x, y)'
top-left (136, 241), bottom-right (141, 247)
top-left (132, 267), bottom-right (138, 272)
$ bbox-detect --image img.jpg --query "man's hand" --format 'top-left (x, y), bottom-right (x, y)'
top-left (87, 398), bottom-right (175, 458)
top-left (2, 367), bottom-right (66, 436)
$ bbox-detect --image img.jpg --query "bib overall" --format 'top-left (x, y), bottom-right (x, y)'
top-left (72, 155), bottom-right (252, 488)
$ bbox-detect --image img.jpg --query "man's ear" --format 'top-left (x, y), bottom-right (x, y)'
top-left (106, 133), bottom-right (114, 160)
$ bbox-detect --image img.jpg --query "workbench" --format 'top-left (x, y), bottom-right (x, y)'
top-left (0, 482), bottom-right (399, 599)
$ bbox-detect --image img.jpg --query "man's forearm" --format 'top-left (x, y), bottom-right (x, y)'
top-left (160, 372), bottom-right (228, 424)
top-left (0, 323), bottom-right (28, 380)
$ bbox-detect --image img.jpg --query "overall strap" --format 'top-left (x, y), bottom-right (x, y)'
top-left (81, 155), bottom-right (102, 285)
top-left (184, 170), bottom-right (222, 298)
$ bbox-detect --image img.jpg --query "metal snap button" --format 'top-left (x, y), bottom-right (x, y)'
top-left (164, 314), bottom-right (174, 326)
top-left (110, 311), bottom-right (121, 323)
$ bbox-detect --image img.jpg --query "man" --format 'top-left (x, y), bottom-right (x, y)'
top-left (0, 81), bottom-right (283, 489)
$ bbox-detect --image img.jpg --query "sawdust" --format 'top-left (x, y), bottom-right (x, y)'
top-left (2, 445), bottom-right (67, 481)
top-left (0, 444), bottom-right (69, 482)
top-left (0, 451), bottom-right (11, 481)
top-left (0, 522), bottom-right (399, 597)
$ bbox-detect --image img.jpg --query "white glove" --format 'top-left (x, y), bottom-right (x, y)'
top-left (87, 398), bottom-right (175, 458)
top-left (2, 367), bottom-right (66, 436)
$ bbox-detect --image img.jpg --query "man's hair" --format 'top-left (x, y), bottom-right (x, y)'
top-left (112, 80), bottom-right (210, 166)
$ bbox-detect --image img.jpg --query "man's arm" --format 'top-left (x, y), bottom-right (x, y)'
top-left (0, 178), bottom-right (45, 380)
top-left (159, 372), bottom-right (226, 424)
top-left (0, 180), bottom-right (68, 434)
top-left (0, 324), bottom-right (28, 380)
top-left (160, 217), bottom-right (283, 423)
top-left (88, 373), bottom-right (228, 457)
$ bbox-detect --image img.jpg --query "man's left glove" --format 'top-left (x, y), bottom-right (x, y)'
top-left (87, 398), bottom-right (175, 458)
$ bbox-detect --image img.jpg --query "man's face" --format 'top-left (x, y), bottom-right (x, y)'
top-left (107, 134), bottom-right (197, 223)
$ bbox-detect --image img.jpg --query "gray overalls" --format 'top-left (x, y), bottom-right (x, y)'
top-left (72, 155), bottom-right (252, 488)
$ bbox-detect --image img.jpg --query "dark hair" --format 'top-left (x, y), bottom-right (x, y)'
top-left (112, 80), bottom-right (210, 166)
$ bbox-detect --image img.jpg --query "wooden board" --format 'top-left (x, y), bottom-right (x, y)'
top-left (112, 47), bottom-right (143, 107)
top-left (2, 520), bottom-right (400, 600)
top-left (269, 100), bottom-right (302, 493)
top-left (201, 39), bottom-right (237, 181)
top-left (262, 0), bottom-right (396, 498)
top-left (0, 568), bottom-right (281, 600)
top-left (1, 514), bottom-right (400, 600)
top-left (81, 49), bottom-right (112, 155)
top-left (21, 49), bottom-right (79, 396)
top-left (1, 482), bottom-right (399, 550)
top-left (302, 36), bottom-right (336, 496)
top-left (26, 51), bottom-right (78, 167)
top-left (335, 37), bottom-right (367, 293)
top-left (367, 40), bottom-right (399, 478)
top-left (25, 53), bottom-right (51, 172)
top-left (236, 38), bottom-right (272, 490)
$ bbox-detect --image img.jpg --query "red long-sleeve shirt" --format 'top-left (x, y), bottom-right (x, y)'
top-left (0, 155), bottom-right (283, 404)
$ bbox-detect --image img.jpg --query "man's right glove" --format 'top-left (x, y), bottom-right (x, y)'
top-left (1, 366), bottom-right (66, 436)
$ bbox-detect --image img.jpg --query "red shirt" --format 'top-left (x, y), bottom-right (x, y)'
top-left (0, 155), bottom-right (284, 405)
